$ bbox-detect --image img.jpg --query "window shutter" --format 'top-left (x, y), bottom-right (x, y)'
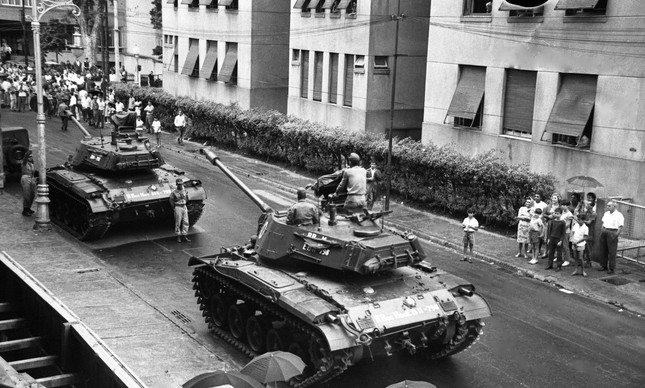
top-left (313, 52), bottom-right (323, 101)
top-left (343, 54), bottom-right (353, 107)
top-left (329, 53), bottom-right (338, 104)
top-left (504, 70), bottom-right (537, 133)
top-left (300, 51), bottom-right (309, 99)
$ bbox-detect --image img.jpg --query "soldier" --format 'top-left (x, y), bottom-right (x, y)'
top-left (333, 152), bottom-right (366, 214)
top-left (169, 178), bottom-right (190, 242)
top-left (21, 150), bottom-right (36, 216)
top-left (286, 188), bottom-right (320, 226)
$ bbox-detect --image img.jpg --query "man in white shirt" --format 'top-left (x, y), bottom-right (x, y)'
top-left (174, 109), bottom-right (186, 145)
top-left (597, 200), bottom-right (624, 274)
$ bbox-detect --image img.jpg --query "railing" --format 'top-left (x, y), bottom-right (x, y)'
top-left (613, 199), bottom-right (645, 240)
top-left (617, 245), bottom-right (645, 266)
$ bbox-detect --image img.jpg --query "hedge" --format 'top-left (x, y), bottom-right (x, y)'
top-left (114, 84), bottom-right (555, 226)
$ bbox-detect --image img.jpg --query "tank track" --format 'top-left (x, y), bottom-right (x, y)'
top-left (192, 266), bottom-right (351, 388)
top-left (420, 317), bottom-right (484, 360)
top-left (48, 178), bottom-right (111, 241)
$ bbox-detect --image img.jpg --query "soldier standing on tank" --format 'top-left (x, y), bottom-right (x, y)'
top-left (333, 152), bottom-right (367, 214)
top-left (21, 150), bottom-right (36, 216)
top-left (169, 178), bottom-right (191, 242)
top-left (287, 188), bottom-right (320, 226)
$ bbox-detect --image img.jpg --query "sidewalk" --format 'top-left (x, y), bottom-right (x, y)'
top-left (0, 185), bottom-right (228, 387)
top-left (160, 131), bottom-right (645, 317)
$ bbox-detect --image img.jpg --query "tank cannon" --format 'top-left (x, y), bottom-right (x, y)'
top-left (189, 150), bottom-right (492, 387)
top-left (45, 114), bottom-right (206, 240)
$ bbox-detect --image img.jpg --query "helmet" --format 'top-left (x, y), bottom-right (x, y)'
top-left (348, 153), bottom-right (360, 163)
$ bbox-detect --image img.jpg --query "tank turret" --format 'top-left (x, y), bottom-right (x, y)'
top-left (45, 115), bottom-right (206, 240)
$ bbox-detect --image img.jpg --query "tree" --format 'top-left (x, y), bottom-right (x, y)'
top-left (71, 0), bottom-right (106, 66)
top-left (41, 19), bottom-right (70, 63)
top-left (150, 0), bottom-right (162, 30)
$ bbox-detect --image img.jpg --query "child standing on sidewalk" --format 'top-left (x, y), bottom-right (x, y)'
top-left (570, 214), bottom-right (589, 277)
top-left (528, 208), bottom-right (544, 265)
top-left (462, 209), bottom-right (479, 263)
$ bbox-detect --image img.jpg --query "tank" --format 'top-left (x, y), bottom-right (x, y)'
top-left (189, 149), bottom-right (491, 387)
top-left (46, 112), bottom-right (206, 240)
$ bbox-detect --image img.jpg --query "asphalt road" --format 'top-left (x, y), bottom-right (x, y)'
top-left (3, 111), bottom-right (645, 388)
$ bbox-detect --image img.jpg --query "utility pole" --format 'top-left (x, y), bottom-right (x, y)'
top-left (102, 0), bottom-right (109, 96)
top-left (113, 0), bottom-right (119, 73)
top-left (21, 1), bottom-right (29, 68)
top-left (385, 0), bottom-right (404, 211)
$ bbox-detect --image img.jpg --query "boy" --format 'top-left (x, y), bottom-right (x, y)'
top-left (528, 208), bottom-right (544, 265)
top-left (570, 214), bottom-right (589, 277)
top-left (152, 117), bottom-right (162, 147)
top-left (546, 207), bottom-right (566, 271)
top-left (462, 209), bottom-right (479, 263)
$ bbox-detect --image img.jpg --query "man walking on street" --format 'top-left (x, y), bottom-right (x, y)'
top-left (58, 100), bottom-right (70, 131)
top-left (169, 179), bottom-right (190, 242)
top-left (597, 200), bottom-right (624, 274)
top-left (174, 109), bottom-right (186, 145)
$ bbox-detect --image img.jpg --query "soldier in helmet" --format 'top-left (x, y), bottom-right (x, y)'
top-left (333, 152), bottom-right (367, 214)
top-left (169, 178), bottom-right (191, 242)
top-left (287, 188), bottom-right (320, 226)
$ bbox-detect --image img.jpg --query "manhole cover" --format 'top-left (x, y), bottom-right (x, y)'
top-left (171, 310), bottom-right (192, 324)
top-left (601, 277), bottom-right (632, 286)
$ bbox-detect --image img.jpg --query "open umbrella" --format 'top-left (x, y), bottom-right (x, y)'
top-left (386, 381), bottom-right (437, 388)
top-left (240, 351), bottom-right (306, 384)
top-left (182, 370), bottom-right (263, 388)
top-left (566, 175), bottom-right (603, 188)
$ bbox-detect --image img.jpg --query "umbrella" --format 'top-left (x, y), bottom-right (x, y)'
top-left (566, 175), bottom-right (603, 188)
top-left (240, 351), bottom-right (306, 384)
top-left (386, 381), bottom-right (437, 388)
top-left (182, 370), bottom-right (263, 388)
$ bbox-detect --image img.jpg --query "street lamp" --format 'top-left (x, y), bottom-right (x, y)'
top-left (70, 26), bottom-right (84, 60)
top-left (28, 0), bottom-right (81, 232)
top-left (132, 45), bottom-right (140, 86)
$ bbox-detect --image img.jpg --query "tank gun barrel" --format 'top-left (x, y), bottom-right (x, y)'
top-left (68, 113), bottom-right (93, 140)
top-left (201, 148), bottom-right (273, 213)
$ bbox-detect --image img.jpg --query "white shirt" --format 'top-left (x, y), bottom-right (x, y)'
top-left (462, 217), bottom-right (479, 232)
top-left (152, 120), bottom-right (161, 133)
top-left (602, 210), bottom-right (624, 229)
top-left (174, 114), bottom-right (186, 127)
top-left (571, 223), bottom-right (588, 247)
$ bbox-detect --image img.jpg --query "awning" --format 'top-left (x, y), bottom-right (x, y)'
top-left (218, 45), bottom-right (238, 83)
top-left (554, 0), bottom-right (600, 10)
top-left (181, 0), bottom-right (193, 4)
top-left (321, 0), bottom-right (335, 9)
top-left (293, 0), bottom-right (307, 8)
top-left (308, 0), bottom-right (321, 9)
top-left (337, 0), bottom-right (351, 10)
top-left (446, 67), bottom-right (485, 120)
top-left (166, 0), bottom-right (175, 4)
top-left (181, 44), bottom-right (200, 76)
top-left (199, 44), bottom-right (218, 80)
top-left (199, 0), bottom-right (214, 5)
top-left (219, 0), bottom-right (234, 6)
top-left (499, 1), bottom-right (546, 11)
top-left (543, 75), bottom-right (596, 137)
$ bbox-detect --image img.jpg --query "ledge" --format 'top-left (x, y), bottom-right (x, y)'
top-left (373, 68), bottom-right (390, 75)
top-left (345, 13), bottom-right (357, 19)
top-left (563, 15), bottom-right (607, 23)
top-left (301, 12), bottom-right (312, 18)
top-left (315, 13), bottom-right (325, 18)
top-left (499, 134), bottom-right (532, 142)
top-left (507, 16), bottom-right (544, 23)
top-left (329, 13), bottom-right (341, 19)
top-left (460, 15), bottom-right (492, 23)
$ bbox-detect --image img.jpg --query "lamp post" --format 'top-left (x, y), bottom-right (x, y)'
top-left (70, 27), bottom-right (84, 60)
top-left (28, 0), bottom-right (81, 232)
top-left (133, 45), bottom-right (140, 86)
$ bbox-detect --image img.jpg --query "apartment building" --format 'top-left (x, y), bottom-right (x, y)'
top-left (162, 0), bottom-right (291, 113)
top-left (423, 0), bottom-right (645, 203)
top-left (288, 0), bottom-right (430, 138)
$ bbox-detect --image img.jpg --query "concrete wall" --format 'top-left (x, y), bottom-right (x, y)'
top-left (423, 0), bottom-right (645, 204)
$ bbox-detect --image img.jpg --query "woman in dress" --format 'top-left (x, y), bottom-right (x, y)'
top-left (516, 198), bottom-right (533, 258)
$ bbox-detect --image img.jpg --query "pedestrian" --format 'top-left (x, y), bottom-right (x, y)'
top-left (515, 198), bottom-right (532, 259)
top-left (597, 200), bottom-right (624, 274)
top-left (90, 95), bottom-right (99, 127)
top-left (365, 160), bottom-right (382, 210)
top-left (286, 188), bottom-right (320, 226)
top-left (559, 200), bottom-right (574, 267)
top-left (528, 208), bottom-right (544, 265)
top-left (333, 152), bottom-right (367, 214)
top-left (542, 193), bottom-right (562, 258)
top-left (148, 71), bottom-right (154, 87)
top-left (461, 209), bottom-right (478, 263)
top-left (531, 193), bottom-right (547, 255)
top-left (174, 109), bottom-right (186, 145)
top-left (151, 117), bottom-right (162, 147)
top-left (570, 214), bottom-right (589, 277)
top-left (144, 101), bottom-right (154, 133)
top-left (96, 95), bottom-right (105, 128)
top-left (20, 150), bottom-right (36, 216)
top-left (17, 82), bottom-right (27, 112)
top-left (583, 192), bottom-right (597, 268)
top-left (546, 207), bottom-right (566, 271)
top-left (115, 98), bottom-right (124, 113)
top-left (169, 178), bottom-right (191, 243)
top-left (58, 100), bottom-right (70, 131)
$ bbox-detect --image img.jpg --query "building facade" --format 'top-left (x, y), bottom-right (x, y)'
top-left (287, 0), bottom-right (430, 138)
top-left (162, 0), bottom-right (291, 113)
top-left (422, 0), bottom-right (645, 203)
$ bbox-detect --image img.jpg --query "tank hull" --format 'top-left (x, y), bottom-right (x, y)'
top-left (190, 251), bottom-right (491, 387)
top-left (47, 165), bottom-right (206, 240)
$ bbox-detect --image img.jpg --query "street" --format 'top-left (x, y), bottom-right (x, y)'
top-left (2, 110), bottom-right (645, 388)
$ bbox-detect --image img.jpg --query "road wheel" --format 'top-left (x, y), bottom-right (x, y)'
top-left (228, 303), bottom-right (250, 340)
top-left (266, 328), bottom-right (290, 352)
top-left (308, 336), bottom-right (332, 371)
top-left (209, 295), bottom-right (230, 328)
top-left (288, 338), bottom-right (311, 366)
top-left (246, 315), bottom-right (268, 353)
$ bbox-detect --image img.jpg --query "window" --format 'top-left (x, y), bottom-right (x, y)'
top-left (292, 49), bottom-right (300, 64)
top-left (201, 0), bottom-right (218, 9)
top-left (542, 74), bottom-right (597, 148)
top-left (313, 52), bottom-right (323, 101)
top-left (220, 0), bottom-right (237, 10)
top-left (446, 66), bottom-right (486, 129)
top-left (503, 69), bottom-right (537, 137)
top-left (199, 41), bottom-right (218, 81)
top-left (499, 1), bottom-right (545, 18)
top-left (294, 0), bottom-right (311, 13)
top-left (300, 51), bottom-right (309, 98)
top-left (329, 53), bottom-right (339, 104)
top-left (0, 1), bottom-right (34, 6)
top-left (344, 54), bottom-right (353, 107)
top-left (182, 39), bottom-right (200, 77)
top-left (354, 55), bottom-right (364, 73)
top-left (464, 0), bottom-right (492, 15)
top-left (345, 0), bottom-right (357, 14)
top-left (555, 0), bottom-right (607, 16)
top-left (327, 0), bottom-right (341, 14)
top-left (314, 0), bottom-right (325, 15)
top-left (219, 43), bottom-right (238, 84)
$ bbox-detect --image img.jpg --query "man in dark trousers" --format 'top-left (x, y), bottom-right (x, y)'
top-left (365, 160), bottom-right (382, 210)
top-left (333, 153), bottom-right (366, 214)
top-left (286, 188), bottom-right (320, 226)
top-left (597, 200), bottom-right (624, 274)
top-left (169, 178), bottom-right (190, 243)
top-left (58, 100), bottom-right (70, 131)
top-left (20, 150), bottom-right (36, 216)
top-left (546, 207), bottom-right (566, 271)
